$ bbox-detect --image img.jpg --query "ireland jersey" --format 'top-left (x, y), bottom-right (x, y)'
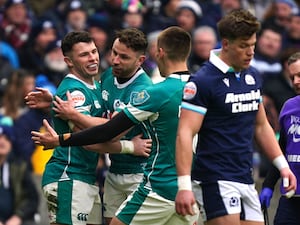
top-left (42, 74), bottom-right (103, 187)
top-left (101, 67), bottom-right (153, 174)
top-left (123, 73), bottom-right (190, 200)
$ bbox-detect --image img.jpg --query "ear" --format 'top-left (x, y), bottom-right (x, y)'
top-left (137, 54), bottom-right (146, 66)
top-left (221, 39), bottom-right (229, 51)
top-left (64, 56), bottom-right (73, 67)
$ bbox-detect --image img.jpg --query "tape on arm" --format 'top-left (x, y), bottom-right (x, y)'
top-left (178, 175), bottom-right (192, 191)
top-left (120, 140), bottom-right (134, 154)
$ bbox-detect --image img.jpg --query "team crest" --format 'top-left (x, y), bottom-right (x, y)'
top-left (131, 90), bottom-right (150, 105)
top-left (183, 82), bottom-right (197, 100)
top-left (245, 74), bottom-right (255, 85)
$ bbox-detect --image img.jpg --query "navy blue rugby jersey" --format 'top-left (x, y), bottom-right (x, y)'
top-left (182, 49), bottom-right (263, 184)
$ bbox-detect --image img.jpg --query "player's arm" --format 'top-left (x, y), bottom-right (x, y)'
top-left (255, 104), bottom-right (296, 194)
top-left (32, 111), bottom-right (135, 148)
top-left (175, 107), bottom-right (203, 216)
top-left (53, 91), bottom-right (108, 130)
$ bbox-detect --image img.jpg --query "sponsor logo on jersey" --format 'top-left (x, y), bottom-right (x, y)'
top-left (288, 115), bottom-right (300, 142)
top-left (287, 154), bottom-right (300, 162)
top-left (70, 90), bottom-right (85, 106)
top-left (225, 90), bottom-right (260, 113)
top-left (131, 90), bottom-right (150, 105)
top-left (183, 82), bottom-right (197, 100)
top-left (77, 213), bottom-right (88, 221)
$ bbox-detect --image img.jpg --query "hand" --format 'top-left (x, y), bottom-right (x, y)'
top-left (175, 190), bottom-right (197, 216)
top-left (280, 167), bottom-right (297, 196)
top-left (25, 87), bottom-right (53, 109)
top-left (259, 187), bottom-right (273, 208)
top-left (32, 119), bottom-right (60, 149)
top-left (132, 134), bottom-right (152, 157)
top-left (5, 215), bottom-right (22, 225)
top-left (53, 91), bottom-right (77, 120)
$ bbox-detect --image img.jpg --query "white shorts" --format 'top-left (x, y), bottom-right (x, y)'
top-left (116, 186), bottom-right (199, 225)
top-left (103, 172), bottom-right (143, 218)
top-left (192, 180), bottom-right (264, 222)
top-left (43, 180), bottom-right (102, 225)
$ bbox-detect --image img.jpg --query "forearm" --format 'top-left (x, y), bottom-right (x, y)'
top-left (60, 111), bottom-right (135, 146)
top-left (69, 112), bottom-right (108, 130)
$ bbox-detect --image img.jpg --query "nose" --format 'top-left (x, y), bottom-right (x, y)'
top-left (247, 46), bottom-right (255, 56)
top-left (112, 55), bottom-right (120, 64)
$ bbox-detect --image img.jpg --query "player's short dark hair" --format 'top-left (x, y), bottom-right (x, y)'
top-left (217, 9), bottom-right (261, 41)
top-left (61, 31), bottom-right (94, 56)
top-left (114, 28), bottom-right (148, 54)
top-left (157, 26), bottom-right (191, 61)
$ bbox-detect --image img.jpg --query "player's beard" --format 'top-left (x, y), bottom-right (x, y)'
top-left (44, 54), bottom-right (68, 72)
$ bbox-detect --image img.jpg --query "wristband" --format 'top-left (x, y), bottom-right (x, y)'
top-left (178, 175), bottom-right (192, 191)
top-left (120, 140), bottom-right (134, 154)
top-left (273, 155), bottom-right (289, 171)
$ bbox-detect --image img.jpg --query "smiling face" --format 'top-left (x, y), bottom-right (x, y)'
top-left (221, 33), bottom-right (256, 71)
top-left (111, 38), bottom-right (145, 78)
top-left (64, 41), bottom-right (99, 84)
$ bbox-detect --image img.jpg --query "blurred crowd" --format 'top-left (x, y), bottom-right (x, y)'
top-left (1, 0), bottom-right (300, 224)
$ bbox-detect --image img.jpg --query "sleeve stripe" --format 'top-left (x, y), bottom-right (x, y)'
top-left (181, 102), bottom-right (207, 115)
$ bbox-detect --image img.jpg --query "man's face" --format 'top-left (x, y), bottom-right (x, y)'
top-left (288, 59), bottom-right (300, 94)
top-left (66, 41), bottom-right (100, 80)
top-left (223, 33), bottom-right (256, 71)
top-left (111, 38), bottom-right (144, 78)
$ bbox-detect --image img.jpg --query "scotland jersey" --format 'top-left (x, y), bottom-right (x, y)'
top-left (279, 95), bottom-right (300, 196)
top-left (42, 74), bottom-right (102, 186)
top-left (101, 67), bottom-right (153, 174)
top-left (182, 49), bottom-right (263, 184)
top-left (123, 73), bottom-right (190, 200)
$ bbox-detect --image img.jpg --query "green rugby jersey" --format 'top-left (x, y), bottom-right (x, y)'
top-left (101, 67), bottom-right (152, 174)
top-left (123, 74), bottom-right (189, 200)
top-left (42, 74), bottom-right (103, 187)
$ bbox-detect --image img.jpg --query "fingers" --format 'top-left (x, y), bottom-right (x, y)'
top-left (43, 119), bottom-right (57, 136)
top-left (175, 191), bottom-right (196, 216)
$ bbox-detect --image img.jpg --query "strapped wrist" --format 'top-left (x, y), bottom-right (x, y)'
top-left (120, 140), bottom-right (134, 154)
top-left (178, 175), bottom-right (192, 191)
top-left (273, 155), bottom-right (289, 171)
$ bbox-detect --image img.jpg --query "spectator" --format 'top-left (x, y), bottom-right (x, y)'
top-left (250, 25), bottom-right (283, 82)
top-left (262, 0), bottom-right (298, 33)
top-left (121, 0), bottom-right (146, 32)
top-left (142, 30), bottom-right (164, 83)
top-left (0, 124), bottom-right (39, 225)
top-left (145, 0), bottom-right (179, 33)
top-left (0, 69), bottom-right (35, 122)
top-left (0, 0), bottom-right (32, 49)
top-left (188, 25), bottom-right (218, 74)
top-left (18, 18), bottom-right (58, 76)
top-left (61, 0), bottom-right (88, 35)
top-left (281, 9), bottom-right (300, 49)
top-left (175, 0), bottom-right (202, 34)
top-left (43, 39), bottom-right (67, 86)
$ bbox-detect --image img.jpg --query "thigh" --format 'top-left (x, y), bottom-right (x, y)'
top-left (116, 187), bottom-right (199, 225)
top-left (103, 172), bottom-right (143, 218)
top-left (193, 180), bottom-right (263, 223)
top-left (43, 180), bottom-right (100, 225)
top-left (274, 196), bottom-right (300, 225)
